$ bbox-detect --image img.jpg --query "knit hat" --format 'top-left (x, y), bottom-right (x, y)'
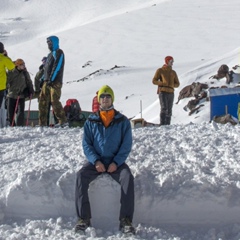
top-left (165, 56), bottom-right (174, 64)
top-left (0, 42), bottom-right (4, 53)
top-left (15, 59), bottom-right (25, 66)
top-left (42, 56), bottom-right (47, 62)
top-left (98, 85), bottom-right (114, 102)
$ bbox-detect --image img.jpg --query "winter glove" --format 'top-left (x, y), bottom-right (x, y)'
top-left (3, 50), bottom-right (8, 57)
top-left (46, 80), bottom-right (53, 87)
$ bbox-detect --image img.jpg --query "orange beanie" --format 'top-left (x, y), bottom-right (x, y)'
top-left (15, 59), bottom-right (25, 66)
top-left (165, 56), bottom-right (174, 64)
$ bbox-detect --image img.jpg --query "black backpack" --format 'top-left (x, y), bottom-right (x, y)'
top-left (63, 99), bottom-right (81, 121)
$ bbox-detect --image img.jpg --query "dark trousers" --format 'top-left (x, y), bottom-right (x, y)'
top-left (75, 162), bottom-right (134, 221)
top-left (0, 90), bottom-right (5, 109)
top-left (159, 92), bottom-right (174, 125)
top-left (7, 97), bottom-right (25, 126)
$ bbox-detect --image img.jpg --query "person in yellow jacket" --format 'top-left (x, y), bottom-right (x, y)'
top-left (0, 42), bottom-right (15, 109)
top-left (152, 56), bottom-right (180, 125)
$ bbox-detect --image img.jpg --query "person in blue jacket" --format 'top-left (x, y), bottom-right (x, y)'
top-left (75, 85), bottom-right (135, 234)
top-left (38, 36), bottom-right (67, 127)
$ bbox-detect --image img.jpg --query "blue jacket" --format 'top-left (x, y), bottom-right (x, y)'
top-left (44, 36), bottom-right (64, 84)
top-left (82, 110), bottom-right (132, 167)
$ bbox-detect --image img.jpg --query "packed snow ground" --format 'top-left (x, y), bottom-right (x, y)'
top-left (1, 0), bottom-right (240, 239)
top-left (1, 123), bottom-right (240, 240)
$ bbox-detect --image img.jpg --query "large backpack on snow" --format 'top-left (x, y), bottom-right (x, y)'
top-left (64, 99), bottom-right (82, 121)
top-left (209, 64), bottom-right (233, 84)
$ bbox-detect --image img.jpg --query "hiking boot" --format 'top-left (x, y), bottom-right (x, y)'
top-left (35, 125), bottom-right (46, 128)
top-left (119, 218), bottom-right (135, 234)
top-left (54, 122), bottom-right (69, 128)
top-left (75, 218), bottom-right (91, 233)
top-left (61, 122), bottom-right (69, 128)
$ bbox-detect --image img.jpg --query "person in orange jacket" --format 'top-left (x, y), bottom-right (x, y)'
top-left (152, 56), bottom-right (180, 125)
top-left (92, 91), bottom-right (100, 113)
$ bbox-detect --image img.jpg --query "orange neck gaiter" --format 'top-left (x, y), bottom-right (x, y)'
top-left (100, 109), bottom-right (115, 127)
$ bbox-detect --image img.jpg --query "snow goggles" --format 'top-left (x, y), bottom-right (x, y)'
top-left (99, 94), bottom-right (112, 99)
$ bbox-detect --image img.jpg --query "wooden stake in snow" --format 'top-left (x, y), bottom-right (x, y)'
top-left (225, 105), bottom-right (228, 115)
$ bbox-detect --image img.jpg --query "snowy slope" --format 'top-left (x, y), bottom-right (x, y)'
top-left (1, 0), bottom-right (240, 239)
top-left (2, 0), bottom-right (240, 123)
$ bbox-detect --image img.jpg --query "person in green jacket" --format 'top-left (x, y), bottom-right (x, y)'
top-left (6, 59), bottom-right (34, 126)
top-left (0, 42), bottom-right (15, 109)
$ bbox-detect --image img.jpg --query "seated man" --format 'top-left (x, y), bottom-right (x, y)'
top-left (75, 85), bottom-right (135, 234)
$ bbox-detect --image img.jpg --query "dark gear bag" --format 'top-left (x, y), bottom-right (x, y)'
top-left (22, 71), bottom-right (32, 98)
top-left (63, 99), bottom-right (82, 121)
top-left (22, 87), bottom-right (31, 98)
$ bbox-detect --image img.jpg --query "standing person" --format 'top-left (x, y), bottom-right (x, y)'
top-left (38, 36), bottom-right (67, 127)
top-left (152, 56), bottom-right (180, 125)
top-left (92, 91), bottom-right (100, 112)
top-left (34, 56), bottom-right (57, 125)
top-left (34, 56), bottom-right (47, 94)
top-left (0, 42), bottom-right (15, 109)
top-left (6, 59), bottom-right (34, 126)
top-left (75, 85), bottom-right (135, 234)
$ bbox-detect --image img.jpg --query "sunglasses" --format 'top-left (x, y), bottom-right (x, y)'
top-left (99, 94), bottom-right (111, 99)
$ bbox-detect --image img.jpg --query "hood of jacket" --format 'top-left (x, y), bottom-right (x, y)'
top-left (47, 36), bottom-right (59, 51)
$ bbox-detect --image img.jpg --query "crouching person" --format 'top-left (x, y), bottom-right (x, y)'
top-left (75, 85), bottom-right (135, 234)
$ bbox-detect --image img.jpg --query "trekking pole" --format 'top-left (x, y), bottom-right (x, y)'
top-left (0, 99), bottom-right (3, 127)
top-left (0, 109), bottom-right (3, 128)
top-left (26, 94), bottom-right (32, 126)
top-left (11, 96), bottom-right (20, 127)
top-left (140, 100), bottom-right (142, 119)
